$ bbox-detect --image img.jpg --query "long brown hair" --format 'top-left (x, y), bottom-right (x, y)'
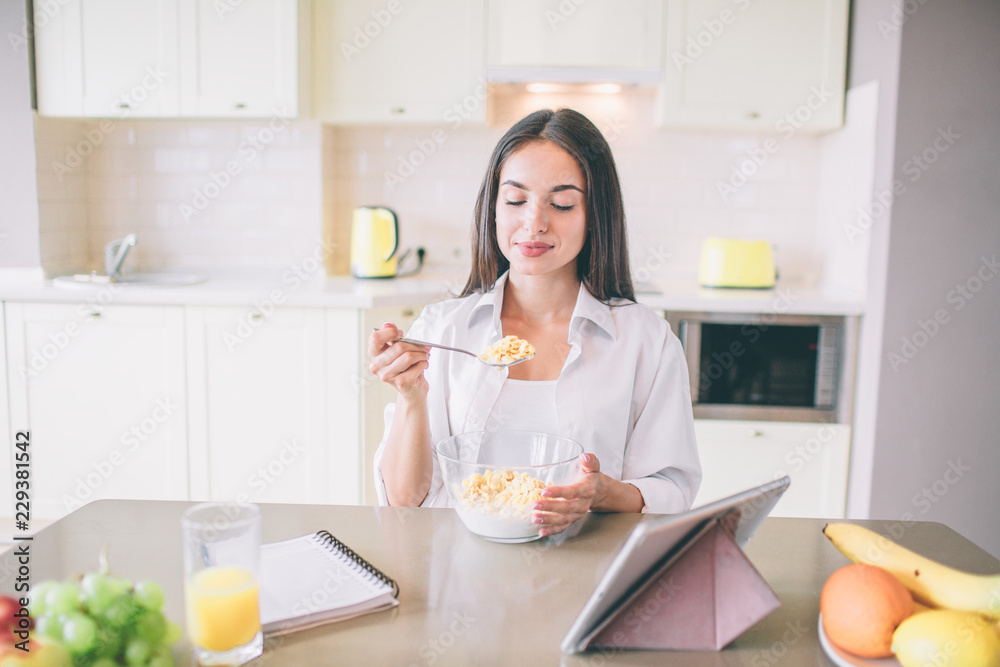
top-left (460, 108), bottom-right (635, 303)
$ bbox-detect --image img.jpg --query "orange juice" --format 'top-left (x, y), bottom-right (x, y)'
top-left (185, 566), bottom-right (261, 652)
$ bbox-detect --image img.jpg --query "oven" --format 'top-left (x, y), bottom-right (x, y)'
top-left (666, 311), bottom-right (856, 423)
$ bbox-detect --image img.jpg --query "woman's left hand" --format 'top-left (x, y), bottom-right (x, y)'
top-left (530, 453), bottom-right (604, 538)
top-left (531, 453), bottom-right (646, 537)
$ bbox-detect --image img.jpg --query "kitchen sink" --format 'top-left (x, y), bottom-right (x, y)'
top-left (53, 272), bottom-right (207, 289)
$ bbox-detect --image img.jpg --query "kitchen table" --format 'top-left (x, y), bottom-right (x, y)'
top-left (3, 501), bottom-right (998, 665)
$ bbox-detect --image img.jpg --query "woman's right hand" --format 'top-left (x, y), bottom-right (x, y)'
top-left (367, 323), bottom-right (430, 402)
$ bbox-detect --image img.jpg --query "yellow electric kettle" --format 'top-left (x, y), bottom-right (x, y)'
top-left (351, 206), bottom-right (399, 278)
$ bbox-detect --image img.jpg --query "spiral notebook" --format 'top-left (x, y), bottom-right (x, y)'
top-left (259, 530), bottom-right (400, 636)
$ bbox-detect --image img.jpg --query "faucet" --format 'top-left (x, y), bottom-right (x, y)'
top-left (104, 234), bottom-right (137, 279)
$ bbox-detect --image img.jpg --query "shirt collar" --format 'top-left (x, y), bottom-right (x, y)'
top-left (467, 273), bottom-right (506, 333)
top-left (570, 282), bottom-right (618, 341)
top-left (467, 271), bottom-right (618, 341)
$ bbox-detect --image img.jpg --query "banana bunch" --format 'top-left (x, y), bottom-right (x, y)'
top-left (822, 523), bottom-right (1000, 620)
top-left (823, 523), bottom-right (1000, 667)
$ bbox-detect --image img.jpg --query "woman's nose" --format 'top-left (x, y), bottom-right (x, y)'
top-left (522, 202), bottom-right (547, 233)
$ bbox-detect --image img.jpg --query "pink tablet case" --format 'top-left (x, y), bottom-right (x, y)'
top-left (588, 522), bottom-right (780, 651)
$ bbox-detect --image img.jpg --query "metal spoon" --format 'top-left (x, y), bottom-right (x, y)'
top-left (374, 329), bottom-right (535, 368)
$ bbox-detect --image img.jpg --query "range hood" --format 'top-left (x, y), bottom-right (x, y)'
top-left (485, 0), bottom-right (663, 88)
top-left (485, 66), bottom-right (662, 86)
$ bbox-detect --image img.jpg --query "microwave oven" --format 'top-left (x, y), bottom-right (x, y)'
top-left (666, 311), bottom-right (852, 423)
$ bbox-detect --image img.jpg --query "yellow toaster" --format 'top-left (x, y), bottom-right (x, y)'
top-left (698, 238), bottom-right (776, 288)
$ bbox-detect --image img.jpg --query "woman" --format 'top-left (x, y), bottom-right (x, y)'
top-left (368, 108), bottom-right (700, 537)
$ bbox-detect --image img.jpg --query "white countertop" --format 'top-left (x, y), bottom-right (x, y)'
top-left (0, 269), bottom-right (462, 309)
top-left (0, 270), bottom-right (865, 316)
top-left (635, 279), bottom-right (866, 316)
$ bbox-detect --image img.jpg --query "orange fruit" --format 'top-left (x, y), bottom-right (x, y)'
top-left (820, 563), bottom-right (915, 658)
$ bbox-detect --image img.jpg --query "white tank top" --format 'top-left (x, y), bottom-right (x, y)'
top-left (484, 379), bottom-right (558, 433)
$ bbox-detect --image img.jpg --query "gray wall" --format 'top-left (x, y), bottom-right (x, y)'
top-left (0, 0), bottom-right (41, 269)
top-left (869, 0), bottom-right (1000, 557)
top-left (843, 0), bottom-right (902, 521)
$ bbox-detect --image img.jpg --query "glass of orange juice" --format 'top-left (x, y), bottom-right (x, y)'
top-left (182, 502), bottom-right (263, 665)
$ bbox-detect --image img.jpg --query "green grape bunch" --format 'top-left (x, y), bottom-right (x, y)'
top-left (25, 554), bottom-right (181, 667)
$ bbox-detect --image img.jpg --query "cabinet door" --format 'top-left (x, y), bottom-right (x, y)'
top-left (360, 305), bottom-right (422, 505)
top-left (5, 302), bottom-right (188, 520)
top-left (313, 0), bottom-right (486, 123)
top-left (34, 0), bottom-right (181, 117)
top-left (659, 0), bottom-right (848, 132)
top-left (327, 308), bottom-right (363, 505)
top-left (186, 306), bottom-right (338, 505)
top-left (179, 0), bottom-right (299, 117)
top-left (487, 0), bottom-right (662, 79)
top-left (693, 420), bottom-right (849, 518)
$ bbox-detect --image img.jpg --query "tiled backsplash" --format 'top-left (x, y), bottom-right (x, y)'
top-left (35, 118), bottom-right (89, 275)
top-left (35, 116), bottom-right (323, 275)
top-left (35, 89), bottom-right (874, 287)
top-left (324, 90), bottom-right (829, 285)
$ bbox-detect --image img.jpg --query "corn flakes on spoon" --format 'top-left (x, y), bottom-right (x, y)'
top-left (378, 330), bottom-right (535, 368)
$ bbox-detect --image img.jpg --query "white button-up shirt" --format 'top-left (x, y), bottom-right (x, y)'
top-left (373, 274), bottom-right (701, 514)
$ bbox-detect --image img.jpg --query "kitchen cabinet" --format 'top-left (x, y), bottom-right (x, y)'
top-left (34, 0), bottom-right (302, 118)
top-left (486, 0), bottom-right (663, 82)
top-left (178, 0), bottom-right (301, 117)
top-left (693, 419), bottom-right (849, 518)
top-left (658, 0), bottom-right (849, 132)
top-left (360, 305), bottom-right (422, 504)
top-left (4, 302), bottom-right (189, 520)
top-left (327, 308), bottom-right (364, 504)
top-left (185, 306), bottom-right (348, 505)
top-left (185, 302), bottom-right (428, 507)
top-left (0, 294), bottom-right (433, 516)
top-left (312, 0), bottom-right (486, 124)
top-left (34, 0), bottom-right (181, 117)
top-left (193, 302), bottom-right (427, 507)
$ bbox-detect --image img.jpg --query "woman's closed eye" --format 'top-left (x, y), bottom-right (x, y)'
top-left (505, 199), bottom-right (575, 211)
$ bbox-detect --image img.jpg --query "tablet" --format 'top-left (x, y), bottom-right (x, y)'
top-left (559, 475), bottom-right (791, 654)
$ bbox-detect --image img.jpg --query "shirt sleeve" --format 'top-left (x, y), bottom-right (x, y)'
top-left (620, 327), bottom-right (702, 514)
top-left (372, 400), bottom-right (447, 507)
top-left (372, 402), bottom-right (392, 506)
top-left (371, 306), bottom-right (449, 507)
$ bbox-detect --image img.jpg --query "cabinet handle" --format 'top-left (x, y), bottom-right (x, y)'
top-left (118, 103), bottom-right (130, 109)
top-left (234, 103), bottom-right (246, 109)
top-left (87, 311), bottom-right (102, 318)
top-left (249, 313), bottom-right (263, 321)
top-left (390, 107), bottom-right (405, 115)
top-left (745, 111), bottom-right (760, 120)
top-left (746, 428), bottom-right (763, 438)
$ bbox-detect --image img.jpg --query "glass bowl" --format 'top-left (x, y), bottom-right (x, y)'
top-left (436, 431), bottom-right (583, 543)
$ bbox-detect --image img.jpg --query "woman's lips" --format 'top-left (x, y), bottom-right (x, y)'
top-left (517, 242), bottom-right (553, 258)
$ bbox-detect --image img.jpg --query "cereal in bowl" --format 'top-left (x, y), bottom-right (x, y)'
top-left (458, 469), bottom-right (547, 519)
